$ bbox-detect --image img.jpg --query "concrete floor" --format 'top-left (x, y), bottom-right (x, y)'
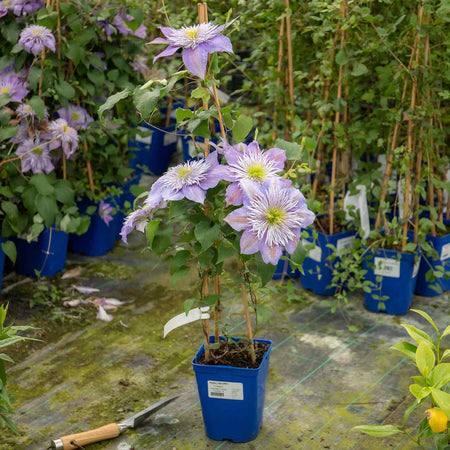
top-left (1, 234), bottom-right (449, 450)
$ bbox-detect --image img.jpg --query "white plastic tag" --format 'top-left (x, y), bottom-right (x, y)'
top-left (135, 126), bottom-right (153, 144)
top-left (343, 185), bottom-right (370, 239)
top-left (208, 381), bottom-right (243, 400)
top-left (163, 307), bottom-right (210, 338)
top-left (164, 133), bottom-right (178, 146)
top-left (374, 257), bottom-right (400, 278)
top-left (441, 243), bottom-right (450, 261)
top-left (302, 239), bottom-right (322, 262)
top-left (336, 236), bottom-right (355, 254)
top-left (413, 258), bottom-right (420, 278)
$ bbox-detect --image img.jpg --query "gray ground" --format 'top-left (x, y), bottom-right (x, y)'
top-left (1, 232), bottom-right (449, 450)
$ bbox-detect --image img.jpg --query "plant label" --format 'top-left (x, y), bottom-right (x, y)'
top-left (336, 236), bottom-right (355, 254)
top-left (374, 257), bottom-right (400, 278)
top-left (343, 184), bottom-right (370, 238)
top-left (302, 239), bottom-right (322, 262)
top-left (413, 257), bottom-right (420, 278)
top-left (164, 133), bottom-right (178, 146)
top-left (208, 381), bottom-right (244, 400)
top-left (163, 307), bottom-right (210, 338)
top-left (441, 243), bottom-right (450, 261)
top-left (135, 126), bottom-right (153, 144)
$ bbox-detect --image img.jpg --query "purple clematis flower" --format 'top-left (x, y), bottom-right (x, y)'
top-left (48, 118), bottom-right (78, 158)
top-left (146, 151), bottom-right (224, 205)
top-left (19, 25), bottom-right (56, 55)
top-left (224, 178), bottom-right (315, 265)
top-left (0, 74), bottom-right (28, 103)
top-left (57, 104), bottom-right (93, 130)
top-left (131, 55), bottom-right (149, 77)
top-left (219, 140), bottom-right (287, 206)
top-left (11, 0), bottom-right (44, 16)
top-left (120, 204), bottom-right (158, 243)
top-left (16, 138), bottom-right (54, 174)
top-left (149, 19), bottom-right (235, 79)
top-left (0, 0), bottom-right (13, 17)
top-left (99, 200), bottom-right (114, 226)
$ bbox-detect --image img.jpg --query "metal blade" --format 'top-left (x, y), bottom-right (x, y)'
top-left (119, 395), bottom-right (179, 429)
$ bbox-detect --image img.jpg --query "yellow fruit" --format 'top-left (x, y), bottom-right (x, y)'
top-left (426, 408), bottom-right (448, 433)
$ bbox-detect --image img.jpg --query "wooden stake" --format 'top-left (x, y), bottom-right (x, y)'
top-left (238, 260), bottom-right (255, 364)
top-left (272, 18), bottom-right (285, 142)
top-left (83, 140), bottom-right (95, 192)
top-left (213, 275), bottom-right (220, 343)
top-left (285, 0), bottom-right (295, 133)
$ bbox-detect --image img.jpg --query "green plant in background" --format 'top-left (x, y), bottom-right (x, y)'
top-left (354, 309), bottom-right (450, 449)
top-left (0, 304), bottom-right (35, 434)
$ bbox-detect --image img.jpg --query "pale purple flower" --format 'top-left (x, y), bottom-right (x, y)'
top-left (0, 0), bottom-right (13, 17)
top-left (57, 104), bottom-right (93, 130)
top-left (99, 200), bottom-right (114, 226)
top-left (16, 138), bottom-right (54, 174)
top-left (11, 0), bottom-right (44, 16)
top-left (19, 25), bottom-right (56, 55)
top-left (113, 11), bottom-right (146, 38)
top-left (219, 140), bottom-right (286, 206)
top-left (120, 204), bottom-right (157, 243)
top-left (16, 103), bottom-right (35, 118)
top-left (149, 19), bottom-right (235, 79)
top-left (224, 178), bottom-right (315, 265)
top-left (97, 305), bottom-right (113, 322)
top-left (131, 55), bottom-right (149, 77)
top-left (48, 118), bottom-right (78, 158)
top-left (147, 151), bottom-right (224, 205)
top-left (0, 74), bottom-right (28, 103)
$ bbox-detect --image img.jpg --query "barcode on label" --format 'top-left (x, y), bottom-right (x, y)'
top-left (210, 392), bottom-right (224, 397)
top-left (207, 380), bottom-right (244, 400)
top-left (441, 243), bottom-right (450, 261)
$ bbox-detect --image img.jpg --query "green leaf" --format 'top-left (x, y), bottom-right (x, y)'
top-left (98, 89), bottom-right (131, 119)
top-left (191, 86), bottom-right (210, 104)
top-left (401, 324), bottom-right (435, 350)
top-left (352, 425), bottom-right (400, 437)
top-left (28, 96), bottom-right (46, 120)
top-left (55, 81), bottom-right (76, 100)
top-left (216, 244), bottom-right (236, 264)
top-left (430, 388), bottom-right (450, 419)
top-left (201, 294), bottom-right (220, 307)
top-left (442, 349), bottom-right (450, 361)
top-left (416, 340), bottom-right (435, 376)
top-left (233, 115), bottom-right (253, 143)
top-left (65, 42), bottom-right (84, 66)
top-left (183, 298), bottom-right (196, 316)
top-left (170, 250), bottom-right (191, 274)
top-left (87, 70), bottom-right (105, 87)
top-left (145, 219), bottom-right (160, 250)
top-left (1, 241), bottom-right (16, 265)
top-left (403, 243), bottom-right (417, 253)
top-left (390, 341), bottom-right (417, 360)
top-left (410, 383), bottom-right (431, 401)
top-left (411, 309), bottom-right (439, 335)
top-left (0, 354), bottom-right (14, 364)
top-left (335, 49), bottom-right (348, 66)
top-left (54, 180), bottom-right (74, 205)
top-left (352, 62), bottom-right (368, 76)
top-left (256, 261), bottom-right (277, 286)
top-left (29, 174), bottom-right (54, 195)
top-left (176, 108), bottom-right (194, 123)
top-left (274, 138), bottom-right (301, 160)
top-left (441, 325), bottom-right (450, 338)
top-left (431, 364), bottom-right (450, 389)
top-left (170, 266), bottom-right (190, 286)
top-left (402, 399), bottom-right (425, 428)
top-left (194, 222), bottom-right (220, 251)
top-left (133, 88), bottom-right (160, 120)
top-left (35, 194), bottom-right (58, 228)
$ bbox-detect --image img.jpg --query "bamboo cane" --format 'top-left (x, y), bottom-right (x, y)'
top-left (238, 260), bottom-right (255, 364)
top-left (285, 0), bottom-right (295, 134)
top-left (272, 18), bottom-right (285, 142)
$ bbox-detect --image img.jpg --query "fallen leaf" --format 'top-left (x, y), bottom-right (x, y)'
top-left (62, 266), bottom-right (83, 279)
top-left (97, 305), bottom-right (113, 322)
top-left (73, 285), bottom-right (100, 294)
top-left (63, 299), bottom-right (81, 308)
top-left (92, 297), bottom-right (124, 310)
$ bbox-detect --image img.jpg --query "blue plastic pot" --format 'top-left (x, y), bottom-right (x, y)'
top-left (362, 247), bottom-right (420, 315)
top-left (129, 121), bottom-right (177, 175)
top-left (15, 228), bottom-right (68, 277)
top-left (192, 336), bottom-right (273, 443)
top-left (300, 227), bottom-right (357, 295)
top-left (0, 238), bottom-right (7, 292)
top-left (69, 195), bottom-right (121, 257)
top-left (415, 233), bottom-right (450, 296)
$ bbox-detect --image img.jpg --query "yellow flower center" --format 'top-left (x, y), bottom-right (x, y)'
top-left (0, 87), bottom-right (9, 94)
top-left (32, 28), bottom-right (42, 36)
top-left (247, 164), bottom-right (266, 180)
top-left (266, 207), bottom-right (285, 226)
top-left (178, 167), bottom-right (192, 178)
top-left (62, 125), bottom-right (69, 133)
top-left (72, 112), bottom-right (80, 120)
top-left (185, 28), bottom-right (198, 40)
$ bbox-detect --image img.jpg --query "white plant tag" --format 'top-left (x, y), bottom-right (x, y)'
top-left (163, 307), bottom-right (210, 338)
top-left (208, 381), bottom-right (243, 400)
top-left (135, 126), bottom-right (152, 144)
top-left (163, 133), bottom-right (178, 146)
top-left (302, 239), bottom-right (322, 262)
top-left (441, 243), bottom-right (450, 261)
top-left (343, 184), bottom-right (370, 239)
top-left (336, 235), bottom-right (355, 254)
top-left (413, 258), bottom-right (420, 278)
top-left (374, 257), bottom-right (400, 278)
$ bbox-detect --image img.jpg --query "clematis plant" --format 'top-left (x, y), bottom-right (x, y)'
top-left (104, 13), bottom-right (315, 363)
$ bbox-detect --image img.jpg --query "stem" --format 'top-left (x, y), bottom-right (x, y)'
top-left (213, 275), bottom-right (220, 343)
top-left (201, 274), bottom-right (210, 361)
top-left (83, 139), bottom-right (95, 192)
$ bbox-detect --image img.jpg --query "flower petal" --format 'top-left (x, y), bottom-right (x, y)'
top-left (153, 45), bottom-right (180, 62)
top-left (202, 34), bottom-right (233, 54)
top-left (182, 184), bottom-right (206, 204)
top-left (182, 46), bottom-right (208, 79)
top-left (284, 236), bottom-right (299, 254)
top-left (97, 305), bottom-right (113, 322)
top-left (260, 244), bottom-right (283, 265)
top-left (265, 147), bottom-right (287, 169)
top-left (223, 207), bottom-right (249, 231)
top-left (240, 230), bottom-right (260, 254)
top-left (160, 27), bottom-right (175, 38)
top-left (225, 182), bottom-right (243, 206)
top-left (148, 37), bottom-right (169, 45)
